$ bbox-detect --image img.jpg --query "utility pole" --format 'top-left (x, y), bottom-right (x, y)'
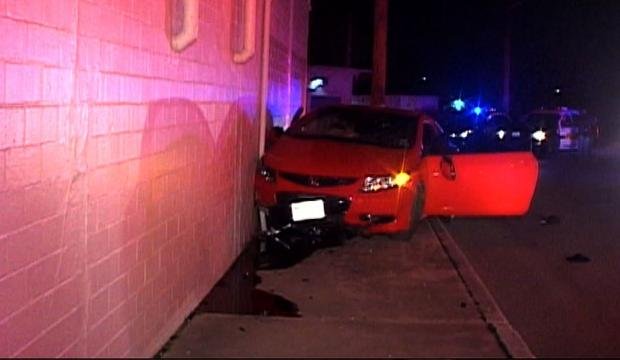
top-left (502, 8), bottom-right (511, 113)
top-left (345, 10), bottom-right (353, 67)
top-left (371, 0), bottom-right (388, 106)
top-left (503, 1), bottom-right (523, 114)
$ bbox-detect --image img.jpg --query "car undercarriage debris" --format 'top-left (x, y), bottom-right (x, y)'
top-left (258, 223), bottom-right (346, 269)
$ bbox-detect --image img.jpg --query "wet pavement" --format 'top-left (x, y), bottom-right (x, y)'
top-left (160, 220), bottom-right (529, 358)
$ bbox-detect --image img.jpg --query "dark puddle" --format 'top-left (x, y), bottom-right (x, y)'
top-left (194, 240), bottom-right (301, 317)
top-left (155, 239), bottom-right (302, 358)
top-left (194, 228), bottom-right (348, 318)
top-left (566, 253), bottom-right (591, 263)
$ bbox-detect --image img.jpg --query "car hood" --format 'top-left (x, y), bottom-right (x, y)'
top-left (264, 136), bottom-right (410, 177)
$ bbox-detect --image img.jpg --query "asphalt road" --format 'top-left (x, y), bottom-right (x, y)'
top-left (443, 143), bottom-right (620, 357)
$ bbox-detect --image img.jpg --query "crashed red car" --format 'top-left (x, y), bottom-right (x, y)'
top-left (255, 105), bottom-right (539, 239)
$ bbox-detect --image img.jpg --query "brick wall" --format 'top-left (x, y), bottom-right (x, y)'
top-left (0, 0), bottom-right (308, 357)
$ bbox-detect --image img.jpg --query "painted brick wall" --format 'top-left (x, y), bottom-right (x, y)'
top-left (0, 0), bottom-right (308, 357)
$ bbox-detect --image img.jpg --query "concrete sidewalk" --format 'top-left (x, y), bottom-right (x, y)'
top-left (162, 220), bottom-right (531, 358)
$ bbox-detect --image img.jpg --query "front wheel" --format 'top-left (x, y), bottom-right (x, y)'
top-left (392, 183), bottom-right (425, 241)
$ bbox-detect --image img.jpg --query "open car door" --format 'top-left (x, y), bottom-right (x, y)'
top-left (421, 152), bottom-right (539, 216)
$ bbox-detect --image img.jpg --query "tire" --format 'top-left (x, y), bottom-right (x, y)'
top-left (392, 183), bottom-right (425, 241)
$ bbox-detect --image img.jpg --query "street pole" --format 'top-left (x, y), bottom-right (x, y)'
top-left (346, 10), bottom-right (353, 67)
top-left (371, 0), bottom-right (388, 106)
top-left (502, 11), bottom-right (511, 113)
top-left (503, 1), bottom-right (523, 114)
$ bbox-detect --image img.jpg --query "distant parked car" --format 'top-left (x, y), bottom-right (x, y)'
top-left (478, 112), bottom-right (531, 152)
top-left (522, 107), bottom-right (596, 157)
top-left (437, 111), bottom-right (529, 153)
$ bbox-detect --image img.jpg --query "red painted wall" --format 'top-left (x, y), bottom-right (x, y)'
top-left (0, 0), bottom-right (308, 357)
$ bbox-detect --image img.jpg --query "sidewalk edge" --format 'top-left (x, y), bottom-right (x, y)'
top-left (428, 218), bottom-right (535, 359)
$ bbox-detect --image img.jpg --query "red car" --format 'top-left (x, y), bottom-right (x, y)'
top-left (256, 105), bottom-right (539, 240)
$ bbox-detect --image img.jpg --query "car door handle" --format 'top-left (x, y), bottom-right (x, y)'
top-left (440, 155), bottom-right (457, 181)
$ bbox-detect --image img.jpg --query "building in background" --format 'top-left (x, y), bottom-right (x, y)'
top-left (0, 0), bottom-right (309, 357)
top-left (308, 65), bottom-right (439, 113)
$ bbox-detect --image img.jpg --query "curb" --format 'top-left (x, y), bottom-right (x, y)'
top-left (428, 218), bottom-right (535, 359)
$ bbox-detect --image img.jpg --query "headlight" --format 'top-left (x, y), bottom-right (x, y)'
top-left (459, 129), bottom-right (472, 139)
top-left (496, 129), bottom-right (506, 139)
top-left (532, 130), bottom-right (546, 142)
top-left (362, 172), bottom-right (411, 192)
top-left (257, 163), bottom-right (276, 182)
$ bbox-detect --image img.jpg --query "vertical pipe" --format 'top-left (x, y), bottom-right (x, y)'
top-left (302, 0), bottom-right (311, 112)
top-left (371, 0), bottom-right (388, 107)
top-left (286, 1), bottom-right (294, 127)
top-left (257, 0), bottom-right (273, 232)
top-left (258, 0), bottom-right (272, 158)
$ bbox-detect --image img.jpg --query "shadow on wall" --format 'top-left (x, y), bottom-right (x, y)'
top-left (110, 97), bottom-right (257, 356)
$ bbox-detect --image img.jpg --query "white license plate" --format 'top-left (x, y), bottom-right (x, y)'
top-left (290, 200), bottom-right (326, 222)
top-left (511, 131), bottom-right (521, 138)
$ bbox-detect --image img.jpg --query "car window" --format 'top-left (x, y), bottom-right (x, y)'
top-left (488, 115), bottom-right (510, 126)
top-left (422, 123), bottom-right (435, 150)
top-left (526, 113), bottom-right (559, 129)
top-left (436, 112), bottom-right (475, 133)
top-left (422, 123), bottom-right (447, 155)
top-left (560, 115), bottom-right (577, 127)
top-left (286, 107), bottom-right (418, 149)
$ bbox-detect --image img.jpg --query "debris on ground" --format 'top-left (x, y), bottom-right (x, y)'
top-left (566, 253), bottom-right (591, 263)
top-left (539, 215), bottom-right (560, 225)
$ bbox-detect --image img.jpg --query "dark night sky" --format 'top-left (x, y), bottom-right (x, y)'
top-left (309, 0), bottom-right (620, 135)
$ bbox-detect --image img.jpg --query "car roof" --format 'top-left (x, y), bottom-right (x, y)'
top-left (528, 107), bottom-right (582, 116)
top-left (311, 104), bottom-right (424, 118)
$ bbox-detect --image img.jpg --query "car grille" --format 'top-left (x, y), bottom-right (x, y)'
top-left (280, 172), bottom-right (357, 187)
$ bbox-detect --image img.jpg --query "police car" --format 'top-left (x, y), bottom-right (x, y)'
top-left (522, 107), bottom-right (597, 157)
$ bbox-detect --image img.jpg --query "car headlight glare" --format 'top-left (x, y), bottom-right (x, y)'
top-left (258, 163), bottom-right (276, 182)
top-left (496, 129), bottom-right (506, 139)
top-left (362, 172), bottom-right (410, 192)
top-left (532, 130), bottom-right (546, 142)
top-left (393, 172), bottom-right (411, 187)
top-left (459, 130), bottom-right (470, 139)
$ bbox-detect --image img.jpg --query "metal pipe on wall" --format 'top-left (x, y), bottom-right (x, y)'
top-left (257, 0), bottom-right (273, 232)
top-left (258, 0), bottom-right (272, 158)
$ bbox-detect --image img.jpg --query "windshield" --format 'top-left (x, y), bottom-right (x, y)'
top-left (525, 113), bottom-right (559, 129)
top-left (286, 107), bottom-right (418, 148)
top-left (436, 112), bottom-right (477, 132)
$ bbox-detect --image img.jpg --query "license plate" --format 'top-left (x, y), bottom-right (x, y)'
top-left (290, 200), bottom-right (325, 222)
top-left (511, 131), bottom-right (521, 138)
